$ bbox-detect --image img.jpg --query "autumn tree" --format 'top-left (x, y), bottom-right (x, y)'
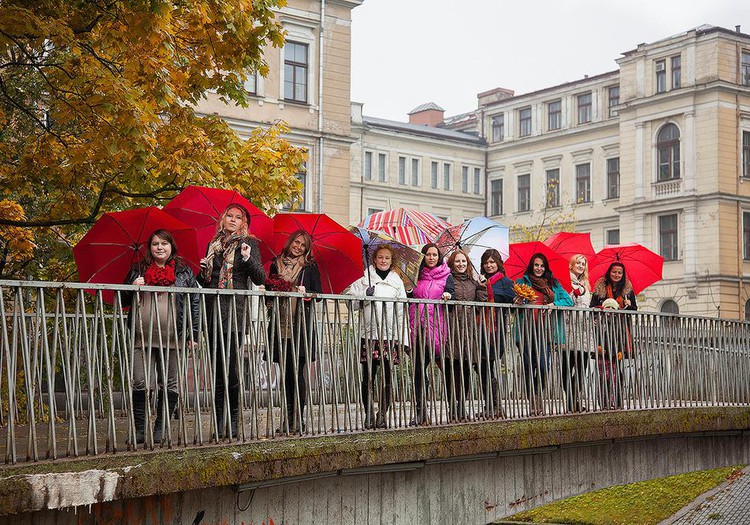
top-left (509, 178), bottom-right (577, 242)
top-left (0, 0), bottom-right (306, 280)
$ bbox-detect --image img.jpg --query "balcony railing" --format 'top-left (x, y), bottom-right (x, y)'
top-left (653, 178), bottom-right (682, 197)
top-left (1, 280), bottom-right (748, 464)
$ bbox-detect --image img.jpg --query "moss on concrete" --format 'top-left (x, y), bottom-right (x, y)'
top-left (1, 406), bottom-right (749, 516)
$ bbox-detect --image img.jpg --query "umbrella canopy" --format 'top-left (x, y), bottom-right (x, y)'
top-left (589, 243), bottom-right (664, 295)
top-left (272, 213), bottom-right (364, 294)
top-left (505, 241), bottom-right (572, 291)
top-left (358, 207), bottom-right (451, 245)
top-left (162, 185), bottom-right (274, 262)
top-left (348, 226), bottom-right (424, 289)
top-left (543, 232), bottom-right (596, 264)
top-left (435, 216), bottom-right (510, 273)
top-left (73, 207), bottom-right (200, 303)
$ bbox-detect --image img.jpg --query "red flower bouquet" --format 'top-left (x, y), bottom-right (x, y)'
top-left (264, 274), bottom-right (295, 292)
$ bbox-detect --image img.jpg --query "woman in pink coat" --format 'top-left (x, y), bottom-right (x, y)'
top-left (408, 243), bottom-right (450, 425)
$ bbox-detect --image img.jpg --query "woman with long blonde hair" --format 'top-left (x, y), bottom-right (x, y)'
top-left (199, 204), bottom-right (265, 439)
top-left (563, 254), bottom-right (592, 413)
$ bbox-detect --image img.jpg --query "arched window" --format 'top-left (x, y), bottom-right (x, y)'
top-left (660, 300), bottom-right (679, 315)
top-left (745, 299), bottom-right (750, 321)
top-left (657, 123), bottom-right (680, 181)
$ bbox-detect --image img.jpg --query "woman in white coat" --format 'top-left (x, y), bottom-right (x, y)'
top-left (348, 245), bottom-right (409, 428)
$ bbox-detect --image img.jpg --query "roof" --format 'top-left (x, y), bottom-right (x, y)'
top-left (408, 102), bottom-right (445, 114)
top-left (363, 116), bottom-right (485, 146)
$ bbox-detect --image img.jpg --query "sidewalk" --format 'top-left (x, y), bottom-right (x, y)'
top-left (660, 466), bottom-right (750, 525)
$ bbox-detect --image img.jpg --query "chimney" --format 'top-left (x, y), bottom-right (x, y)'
top-left (408, 102), bottom-right (445, 127)
top-left (737, 25), bottom-right (742, 33)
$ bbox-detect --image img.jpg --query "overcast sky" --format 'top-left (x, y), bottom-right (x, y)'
top-left (351, 1), bottom-right (750, 121)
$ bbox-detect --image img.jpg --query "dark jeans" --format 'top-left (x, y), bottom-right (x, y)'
top-left (360, 358), bottom-right (393, 422)
top-left (412, 344), bottom-right (433, 419)
top-left (444, 358), bottom-right (470, 419)
top-left (561, 350), bottom-right (589, 412)
top-left (278, 339), bottom-right (308, 430)
top-left (522, 333), bottom-right (550, 397)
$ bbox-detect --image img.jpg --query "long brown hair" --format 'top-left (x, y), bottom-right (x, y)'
top-left (281, 229), bottom-right (314, 266)
top-left (447, 249), bottom-right (477, 276)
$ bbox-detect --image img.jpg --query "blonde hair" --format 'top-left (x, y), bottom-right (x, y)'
top-left (569, 254), bottom-right (590, 289)
top-left (216, 204), bottom-right (249, 237)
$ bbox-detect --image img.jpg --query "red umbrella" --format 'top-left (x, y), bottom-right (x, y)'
top-left (543, 232), bottom-right (596, 264)
top-left (73, 207), bottom-right (200, 303)
top-left (589, 243), bottom-right (664, 295)
top-left (505, 241), bottom-right (572, 291)
top-left (272, 213), bottom-right (364, 294)
top-left (162, 185), bottom-right (274, 262)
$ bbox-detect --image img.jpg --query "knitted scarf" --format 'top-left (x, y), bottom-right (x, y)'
top-left (528, 274), bottom-right (555, 305)
top-left (606, 284), bottom-right (625, 309)
top-left (201, 232), bottom-right (244, 289)
top-left (144, 260), bottom-right (176, 286)
top-left (275, 255), bottom-right (305, 286)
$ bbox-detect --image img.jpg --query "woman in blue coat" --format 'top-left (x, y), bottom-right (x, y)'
top-left (516, 252), bottom-right (573, 416)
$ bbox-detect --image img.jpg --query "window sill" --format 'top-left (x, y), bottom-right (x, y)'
top-left (282, 98), bottom-right (310, 107)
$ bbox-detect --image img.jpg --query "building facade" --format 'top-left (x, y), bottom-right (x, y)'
top-left (197, 10), bottom-right (750, 318)
top-left (471, 25), bottom-right (750, 318)
top-left (349, 102), bottom-right (487, 227)
top-left (195, 0), bottom-right (362, 225)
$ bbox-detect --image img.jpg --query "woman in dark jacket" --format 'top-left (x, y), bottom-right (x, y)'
top-left (443, 249), bottom-right (487, 421)
top-left (478, 248), bottom-right (515, 418)
top-left (265, 229), bottom-right (322, 434)
top-left (199, 204), bottom-right (266, 439)
top-left (590, 261), bottom-right (637, 410)
top-left (124, 229), bottom-right (199, 445)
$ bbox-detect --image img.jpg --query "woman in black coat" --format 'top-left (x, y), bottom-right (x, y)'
top-left (590, 261), bottom-right (637, 409)
top-left (124, 229), bottom-right (199, 445)
top-left (266, 229), bottom-right (322, 434)
top-left (199, 204), bottom-right (266, 439)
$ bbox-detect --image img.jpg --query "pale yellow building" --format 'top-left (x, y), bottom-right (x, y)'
top-left (195, 0), bottom-right (362, 224)
top-left (196, 9), bottom-right (750, 319)
top-left (472, 25), bottom-right (750, 318)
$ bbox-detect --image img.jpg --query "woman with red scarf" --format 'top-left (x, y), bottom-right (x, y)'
top-left (515, 253), bottom-right (574, 416)
top-left (590, 261), bottom-right (637, 409)
top-left (199, 204), bottom-right (265, 439)
top-left (478, 249), bottom-right (515, 418)
top-left (125, 229), bottom-right (199, 445)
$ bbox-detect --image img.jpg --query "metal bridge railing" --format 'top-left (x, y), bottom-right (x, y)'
top-left (1, 280), bottom-right (749, 464)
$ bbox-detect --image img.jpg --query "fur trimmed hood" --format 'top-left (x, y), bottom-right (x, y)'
top-left (593, 277), bottom-right (633, 299)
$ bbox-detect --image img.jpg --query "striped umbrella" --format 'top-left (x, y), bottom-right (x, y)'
top-left (358, 208), bottom-right (451, 246)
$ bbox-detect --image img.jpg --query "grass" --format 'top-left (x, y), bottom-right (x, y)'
top-left (502, 465), bottom-right (745, 525)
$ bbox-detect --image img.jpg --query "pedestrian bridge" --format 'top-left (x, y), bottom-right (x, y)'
top-left (1, 281), bottom-right (749, 524)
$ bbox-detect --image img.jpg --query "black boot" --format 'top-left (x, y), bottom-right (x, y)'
top-left (227, 387), bottom-right (239, 439)
top-left (214, 389), bottom-right (227, 440)
top-left (132, 390), bottom-right (146, 445)
top-left (153, 391), bottom-right (178, 443)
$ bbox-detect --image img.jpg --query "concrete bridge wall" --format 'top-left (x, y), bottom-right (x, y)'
top-left (3, 408), bottom-right (749, 525)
